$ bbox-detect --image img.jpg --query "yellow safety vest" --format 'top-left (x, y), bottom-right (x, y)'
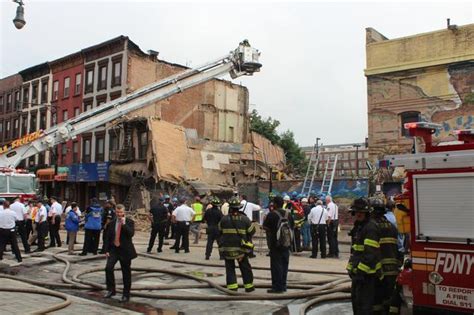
top-left (192, 202), bottom-right (203, 222)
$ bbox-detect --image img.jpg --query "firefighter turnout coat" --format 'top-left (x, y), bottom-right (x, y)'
top-left (218, 212), bottom-right (255, 260)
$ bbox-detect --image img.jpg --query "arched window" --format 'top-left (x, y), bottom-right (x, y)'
top-left (400, 111), bottom-right (420, 137)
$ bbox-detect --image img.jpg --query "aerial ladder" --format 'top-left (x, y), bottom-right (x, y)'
top-left (0, 41), bottom-right (262, 168)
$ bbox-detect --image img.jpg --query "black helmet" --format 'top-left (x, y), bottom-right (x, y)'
top-left (228, 197), bottom-right (241, 210)
top-left (369, 197), bottom-right (386, 213)
top-left (349, 197), bottom-right (370, 212)
top-left (210, 196), bottom-right (221, 206)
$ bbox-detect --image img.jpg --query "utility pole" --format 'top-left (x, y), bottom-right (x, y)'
top-left (354, 144), bottom-right (361, 178)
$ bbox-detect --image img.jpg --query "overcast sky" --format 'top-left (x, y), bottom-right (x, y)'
top-left (1, 0), bottom-right (473, 147)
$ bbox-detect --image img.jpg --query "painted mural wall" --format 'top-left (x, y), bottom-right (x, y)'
top-left (368, 62), bottom-right (474, 159)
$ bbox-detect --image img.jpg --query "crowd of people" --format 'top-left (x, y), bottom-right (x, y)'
top-left (0, 191), bottom-right (405, 313)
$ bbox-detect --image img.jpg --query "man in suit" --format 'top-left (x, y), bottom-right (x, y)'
top-left (103, 204), bottom-right (137, 303)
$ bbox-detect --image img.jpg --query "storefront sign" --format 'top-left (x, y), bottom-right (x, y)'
top-left (67, 162), bottom-right (110, 182)
top-left (0, 130), bottom-right (44, 154)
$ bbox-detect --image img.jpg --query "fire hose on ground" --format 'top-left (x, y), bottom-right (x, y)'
top-left (0, 249), bottom-right (352, 313)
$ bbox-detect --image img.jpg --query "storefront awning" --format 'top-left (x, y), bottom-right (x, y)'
top-left (36, 168), bottom-right (55, 182)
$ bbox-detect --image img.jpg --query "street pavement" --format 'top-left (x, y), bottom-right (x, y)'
top-left (0, 229), bottom-right (352, 314)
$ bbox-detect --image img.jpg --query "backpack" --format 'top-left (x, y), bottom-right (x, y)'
top-left (275, 210), bottom-right (293, 248)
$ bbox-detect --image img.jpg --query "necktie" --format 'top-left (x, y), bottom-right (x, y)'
top-left (114, 220), bottom-right (122, 247)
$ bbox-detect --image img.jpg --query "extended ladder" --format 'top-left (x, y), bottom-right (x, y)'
top-left (301, 141), bottom-right (321, 196)
top-left (320, 154), bottom-right (339, 196)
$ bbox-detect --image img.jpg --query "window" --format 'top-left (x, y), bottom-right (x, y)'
top-left (39, 111), bottom-right (46, 130)
top-left (21, 116), bottom-right (27, 136)
top-left (62, 110), bottom-right (68, 122)
top-left (32, 85), bottom-right (38, 102)
top-left (61, 144), bottom-right (67, 162)
top-left (13, 119), bottom-right (19, 138)
top-left (400, 111), bottom-right (420, 137)
top-left (41, 82), bottom-right (48, 104)
top-left (84, 101), bottom-right (92, 112)
top-left (6, 93), bottom-right (12, 112)
top-left (14, 91), bottom-right (20, 111)
top-left (112, 61), bottom-right (122, 86)
top-left (98, 65), bottom-right (107, 90)
top-left (109, 130), bottom-right (120, 158)
top-left (73, 141), bottom-right (79, 163)
top-left (97, 98), bottom-right (106, 106)
top-left (30, 113), bottom-right (37, 132)
top-left (6, 121), bottom-right (11, 139)
top-left (138, 131), bottom-right (148, 159)
top-left (53, 81), bottom-right (59, 101)
top-left (82, 138), bottom-right (91, 163)
top-left (96, 137), bottom-right (105, 162)
top-left (0, 121), bottom-right (3, 141)
top-left (0, 96), bottom-right (3, 113)
top-left (74, 73), bottom-right (81, 95)
top-left (23, 87), bottom-right (29, 108)
top-left (74, 107), bottom-right (80, 117)
top-left (85, 68), bottom-right (94, 93)
top-left (63, 77), bottom-right (70, 98)
top-left (51, 112), bottom-right (57, 127)
top-left (38, 152), bottom-right (45, 166)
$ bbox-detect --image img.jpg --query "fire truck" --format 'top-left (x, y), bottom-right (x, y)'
top-left (0, 41), bottom-right (261, 198)
top-left (386, 122), bottom-right (474, 314)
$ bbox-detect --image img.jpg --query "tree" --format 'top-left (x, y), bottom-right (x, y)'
top-left (279, 130), bottom-right (307, 175)
top-left (249, 109), bottom-right (280, 144)
top-left (250, 109), bottom-right (307, 175)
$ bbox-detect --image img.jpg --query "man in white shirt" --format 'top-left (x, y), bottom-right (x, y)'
top-left (0, 200), bottom-right (22, 262)
top-left (240, 195), bottom-right (261, 222)
top-left (325, 196), bottom-right (339, 258)
top-left (308, 200), bottom-right (328, 259)
top-left (35, 200), bottom-right (48, 252)
top-left (171, 198), bottom-right (195, 253)
top-left (49, 197), bottom-right (63, 248)
top-left (10, 196), bottom-right (30, 253)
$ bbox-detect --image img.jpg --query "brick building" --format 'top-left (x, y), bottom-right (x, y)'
top-left (366, 23), bottom-right (474, 161)
top-left (0, 36), bottom-right (262, 209)
top-left (302, 142), bottom-right (369, 179)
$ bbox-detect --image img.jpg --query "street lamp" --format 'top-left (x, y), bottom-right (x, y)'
top-left (13, 0), bottom-right (26, 30)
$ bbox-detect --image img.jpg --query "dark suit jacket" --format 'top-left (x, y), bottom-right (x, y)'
top-left (103, 218), bottom-right (137, 260)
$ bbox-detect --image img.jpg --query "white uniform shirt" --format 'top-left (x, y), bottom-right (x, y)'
top-left (326, 201), bottom-right (339, 220)
top-left (51, 201), bottom-right (63, 216)
top-left (172, 205), bottom-right (195, 222)
top-left (36, 205), bottom-right (48, 223)
top-left (0, 208), bottom-right (18, 229)
top-left (308, 205), bottom-right (328, 225)
top-left (10, 201), bottom-right (27, 221)
top-left (221, 202), bottom-right (229, 216)
top-left (240, 200), bottom-right (261, 221)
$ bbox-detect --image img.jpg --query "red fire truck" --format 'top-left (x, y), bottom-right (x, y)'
top-left (387, 122), bottom-right (474, 314)
top-left (0, 167), bottom-right (37, 201)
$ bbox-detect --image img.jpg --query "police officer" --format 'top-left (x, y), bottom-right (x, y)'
top-left (203, 196), bottom-right (223, 260)
top-left (147, 197), bottom-right (169, 253)
top-left (347, 197), bottom-right (382, 315)
top-left (218, 198), bottom-right (255, 292)
top-left (370, 197), bottom-right (401, 314)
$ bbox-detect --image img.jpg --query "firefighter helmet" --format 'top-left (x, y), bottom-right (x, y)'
top-left (349, 197), bottom-right (370, 212)
top-left (210, 196), bottom-right (221, 206)
top-left (228, 197), bottom-right (241, 210)
top-left (369, 197), bottom-right (386, 212)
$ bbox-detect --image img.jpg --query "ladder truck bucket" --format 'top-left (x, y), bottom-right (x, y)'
top-left (404, 122), bottom-right (442, 153)
top-left (230, 40), bottom-right (262, 78)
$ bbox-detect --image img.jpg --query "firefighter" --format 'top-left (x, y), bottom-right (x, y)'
top-left (347, 197), bottom-right (382, 315)
top-left (203, 196), bottom-right (223, 260)
top-left (218, 197), bottom-right (255, 292)
top-left (370, 197), bottom-right (401, 314)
